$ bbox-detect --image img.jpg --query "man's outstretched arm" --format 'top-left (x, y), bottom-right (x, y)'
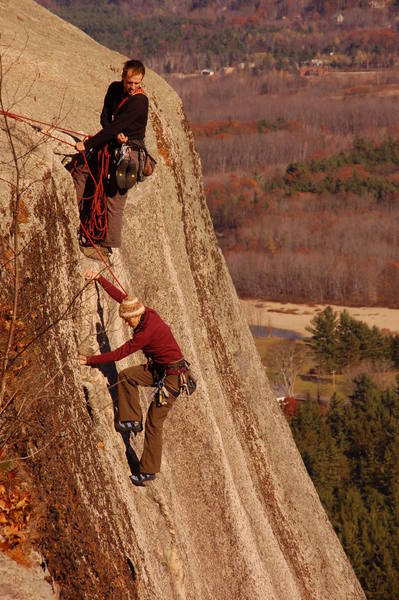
top-left (82, 337), bottom-right (143, 366)
top-left (85, 270), bottom-right (127, 303)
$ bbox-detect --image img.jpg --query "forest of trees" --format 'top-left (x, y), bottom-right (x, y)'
top-left (257, 309), bottom-right (399, 597)
top-left (204, 137), bottom-right (399, 306)
top-left (167, 68), bottom-right (399, 306)
top-left (39, 0), bottom-right (399, 73)
top-left (290, 376), bottom-right (399, 599)
top-left (273, 308), bottom-right (399, 596)
top-left (306, 306), bottom-right (399, 372)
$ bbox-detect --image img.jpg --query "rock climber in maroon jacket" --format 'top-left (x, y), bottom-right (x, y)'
top-left (80, 271), bottom-right (188, 487)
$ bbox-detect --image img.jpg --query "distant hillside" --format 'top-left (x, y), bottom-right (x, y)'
top-left (207, 137), bottom-right (399, 307)
top-left (37, 0), bottom-right (399, 73)
top-left (37, 0), bottom-right (399, 309)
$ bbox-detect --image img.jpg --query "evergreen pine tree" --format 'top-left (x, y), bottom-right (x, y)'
top-left (336, 310), bottom-right (361, 370)
top-left (306, 306), bottom-right (338, 373)
top-left (289, 375), bottom-right (399, 599)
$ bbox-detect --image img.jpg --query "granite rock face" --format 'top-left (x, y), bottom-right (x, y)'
top-left (0, 1), bottom-right (365, 599)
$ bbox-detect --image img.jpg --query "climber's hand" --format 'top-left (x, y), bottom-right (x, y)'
top-left (84, 270), bottom-right (98, 281)
top-left (79, 355), bottom-right (88, 365)
top-left (116, 132), bottom-right (128, 144)
top-left (75, 141), bottom-right (85, 152)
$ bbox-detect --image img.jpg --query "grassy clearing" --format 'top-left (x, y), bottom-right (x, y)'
top-left (254, 335), bottom-right (397, 401)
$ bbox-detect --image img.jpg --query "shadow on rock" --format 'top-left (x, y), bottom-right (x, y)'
top-left (93, 282), bottom-right (141, 476)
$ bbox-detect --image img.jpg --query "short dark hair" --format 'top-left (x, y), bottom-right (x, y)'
top-left (122, 60), bottom-right (145, 78)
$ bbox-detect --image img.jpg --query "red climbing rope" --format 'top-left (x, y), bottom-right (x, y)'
top-left (0, 109), bottom-right (89, 139)
top-left (72, 146), bottom-right (111, 244)
top-left (0, 109), bottom-right (88, 148)
top-left (0, 108), bottom-right (128, 296)
top-left (69, 147), bottom-right (130, 293)
top-left (42, 131), bottom-right (76, 147)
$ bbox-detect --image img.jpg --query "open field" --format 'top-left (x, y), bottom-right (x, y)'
top-left (253, 336), bottom-right (345, 399)
top-left (254, 335), bottom-right (399, 401)
top-left (241, 299), bottom-right (399, 337)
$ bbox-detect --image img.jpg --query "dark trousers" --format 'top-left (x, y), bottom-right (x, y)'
top-left (117, 364), bottom-right (180, 474)
top-left (72, 161), bottom-right (127, 248)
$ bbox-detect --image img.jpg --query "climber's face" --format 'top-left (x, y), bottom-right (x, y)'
top-left (123, 70), bottom-right (143, 95)
top-left (123, 314), bottom-right (142, 329)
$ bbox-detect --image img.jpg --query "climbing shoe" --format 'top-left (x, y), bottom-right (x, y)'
top-left (97, 246), bottom-right (112, 258)
top-left (115, 420), bottom-right (143, 434)
top-left (80, 245), bottom-right (112, 260)
top-left (130, 473), bottom-right (156, 487)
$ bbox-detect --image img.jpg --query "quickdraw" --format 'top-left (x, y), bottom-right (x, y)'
top-left (177, 365), bottom-right (197, 397)
top-left (152, 375), bottom-right (170, 407)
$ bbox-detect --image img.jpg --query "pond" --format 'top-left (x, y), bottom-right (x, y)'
top-left (249, 324), bottom-right (303, 340)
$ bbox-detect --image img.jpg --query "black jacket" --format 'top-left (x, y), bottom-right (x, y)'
top-left (84, 81), bottom-right (148, 152)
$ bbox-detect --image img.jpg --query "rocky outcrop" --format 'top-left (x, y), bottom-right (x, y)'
top-left (0, 1), bottom-right (365, 598)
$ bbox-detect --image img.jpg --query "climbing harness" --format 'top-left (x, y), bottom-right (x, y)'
top-left (173, 360), bottom-right (197, 397)
top-left (147, 358), bottom-right (197, 406)
top-left (112, 89), bottom-right (156, 183)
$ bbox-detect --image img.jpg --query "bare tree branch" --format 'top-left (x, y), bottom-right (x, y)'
top-left (0, 53), bottom-right (22, 406)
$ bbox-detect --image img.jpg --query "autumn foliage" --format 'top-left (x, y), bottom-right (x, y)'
top-left (0, 302), bottom-right (37, 565)
top-left (206, 138), bottom-right (399, 306)
top-left (0, 458), bottom-right (32, 565)
top-left (38, 0), bottom-right (399, 74)
top-left (0, 302), bottom-right (33, 410)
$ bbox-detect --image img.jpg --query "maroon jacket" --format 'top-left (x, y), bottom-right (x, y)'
top-left (86, 276), bottom-right (183, 367)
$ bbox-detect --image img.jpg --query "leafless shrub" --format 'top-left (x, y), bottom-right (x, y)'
top-left (268, 340), bottom-right (308, 396)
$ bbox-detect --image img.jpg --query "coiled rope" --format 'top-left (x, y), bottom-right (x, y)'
top-left (0, 108), bottom-right (127, 295)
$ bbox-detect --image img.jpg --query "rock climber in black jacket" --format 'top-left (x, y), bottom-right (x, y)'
top-left (73, 60), bottom-right (148, 255)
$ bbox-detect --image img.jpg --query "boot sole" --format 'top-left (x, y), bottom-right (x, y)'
top-left (130, 474), bottom-right (146, 487)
